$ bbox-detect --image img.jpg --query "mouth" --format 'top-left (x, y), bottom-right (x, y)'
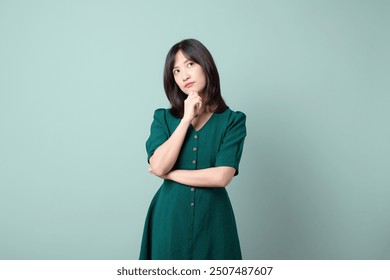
top-left (184, 82), bottom-right (194, 88)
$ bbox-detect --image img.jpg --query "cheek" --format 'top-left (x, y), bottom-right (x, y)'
top-left (199, 73), bottom-right (207, 87)
top-left (197, 69), bottom-right (206, 83)
top-left (173, 76), bottom-right (181, 87)
top-left (173, 76), bottom-right (188, 93)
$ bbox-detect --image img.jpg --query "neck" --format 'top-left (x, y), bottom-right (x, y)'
top-left (198, 104), bottom-right (212, 116)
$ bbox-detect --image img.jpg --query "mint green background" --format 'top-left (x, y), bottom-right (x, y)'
top-left (0, 0), bottom-right (389, 259)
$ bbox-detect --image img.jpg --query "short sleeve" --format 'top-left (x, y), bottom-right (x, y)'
top-left (145, 109), bottom-right (170, 163)
top-left (215, 111), bottom-right (247, 176)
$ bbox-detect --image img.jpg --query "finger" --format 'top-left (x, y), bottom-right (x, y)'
top-left (189, 95), bottom-right (201, 104)
top-left (197, 99), bottom-right (202, 111)
top-left (194, 104), bottom-right (199, 118)
top-left (189, 91), bottom-right (199, 98)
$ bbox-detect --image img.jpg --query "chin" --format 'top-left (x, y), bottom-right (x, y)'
top-left (182, 89), bottom-right (191, 95)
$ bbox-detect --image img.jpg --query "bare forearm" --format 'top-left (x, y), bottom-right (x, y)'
top-left (164, 167), bottom-right (236, 188)
top-left (149, 119), bottom-right (191, 176)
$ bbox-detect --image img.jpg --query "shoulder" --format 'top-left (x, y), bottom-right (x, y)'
top-left (219, 107), bottom-right (246, 124)
top-left (151, 108), bottom-right (181, 131)
top-left (152, 108), bottom-right (178, 120)
top-left (152, 108), bottom-right (168, 116)
top-left (213, 108), bottom-right (246, 136)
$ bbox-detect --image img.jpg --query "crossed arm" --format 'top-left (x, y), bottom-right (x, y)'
top-left (149, 166), bottom-right (236, 188)
top-left (148, 118), bottom-right (235, 188)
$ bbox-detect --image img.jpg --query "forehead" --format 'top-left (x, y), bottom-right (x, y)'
top-left (173, 50), bottom-right (191, 68)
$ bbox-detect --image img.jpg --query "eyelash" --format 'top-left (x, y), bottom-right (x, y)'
top-left (173, 62), bottom-right (194, 75)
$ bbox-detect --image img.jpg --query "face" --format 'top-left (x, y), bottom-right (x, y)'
top-left (173, 50), bottom-right (207, 95)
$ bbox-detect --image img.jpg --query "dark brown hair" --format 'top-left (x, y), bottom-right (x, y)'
top-left (163, 39), bottom-right (228, 118)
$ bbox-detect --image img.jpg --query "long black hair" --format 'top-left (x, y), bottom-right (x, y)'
top-left (163, 39), bottom-right (228, 118)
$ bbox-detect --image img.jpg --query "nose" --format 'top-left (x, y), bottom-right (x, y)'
top-left (181, 69), bottom-right (190, 81)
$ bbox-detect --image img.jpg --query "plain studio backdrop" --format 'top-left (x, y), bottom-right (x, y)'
top-left (0, 0), bottom-right (389, 259)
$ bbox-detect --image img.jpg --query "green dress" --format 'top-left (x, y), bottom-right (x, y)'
top-left (139, 107), bottom-right (246, 260)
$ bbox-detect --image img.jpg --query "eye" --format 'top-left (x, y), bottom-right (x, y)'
top-left (173, 69), bottom-right (180, 75)
top-left (187, 62), bottom-right (194, 67)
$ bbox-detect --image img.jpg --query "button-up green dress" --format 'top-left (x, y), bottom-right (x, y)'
top-left (139, 107), bottom-right (246, 260)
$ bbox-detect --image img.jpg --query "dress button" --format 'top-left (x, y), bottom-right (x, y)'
top-left (191, 187), bottom-right (195, 191)
top-left (194, 135), bottom-right (198, 139)
top-left (192, 147), bottom-right (197, 152)
top-left (192, 160), bottom-right (196, 164)
top-left (190, 202), bottom-right (194, 207)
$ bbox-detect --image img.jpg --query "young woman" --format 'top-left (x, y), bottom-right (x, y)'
top-left (139, 39), bottom-right (246, 260)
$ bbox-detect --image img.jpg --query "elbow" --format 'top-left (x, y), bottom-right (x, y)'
top-left (216, 174), bottom-right (233, 188)
top-left (149, 166), bottom-right (168, 177)
top-left (215, 167), bottom-right (235, 187)
top-left (149, 157), bottom-right (169, 177)
top-left (217, 182), bottom-right (228, 188)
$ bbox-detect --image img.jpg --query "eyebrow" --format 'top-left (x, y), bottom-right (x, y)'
top-left (173, 59), bottom-right (191, 69)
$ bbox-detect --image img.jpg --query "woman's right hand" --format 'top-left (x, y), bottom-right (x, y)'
top-left (183, 91), bottom-right (202, 122)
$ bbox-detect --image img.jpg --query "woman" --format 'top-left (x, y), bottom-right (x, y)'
top-left (139, 39), bottom-right (246, 260)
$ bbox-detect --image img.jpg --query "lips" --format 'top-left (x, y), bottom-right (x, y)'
top-left (184, 82), bottom-right (194, 88)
